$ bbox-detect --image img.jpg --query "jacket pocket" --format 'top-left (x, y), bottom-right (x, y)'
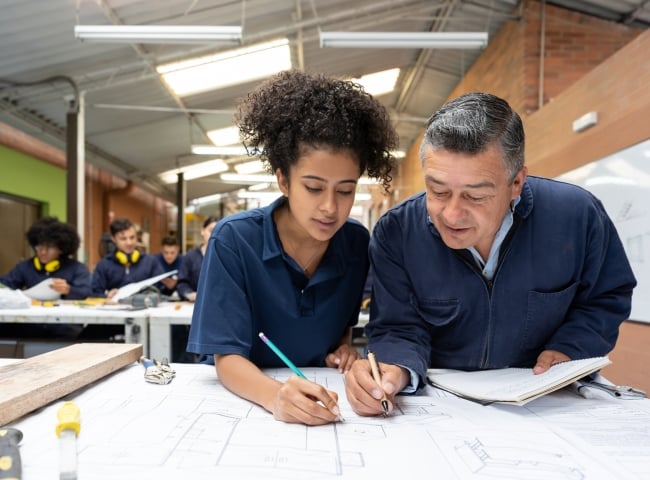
top-left (524, 282), bottom-right (579, 349)
top-left (410, 294), bottom-right (460, 327)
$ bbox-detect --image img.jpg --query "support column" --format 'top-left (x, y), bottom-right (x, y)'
top-left (66, 93), bottom-right (85, 260)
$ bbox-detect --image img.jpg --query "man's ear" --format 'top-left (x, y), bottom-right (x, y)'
top-left (511, 166), bottom-right (528, 198)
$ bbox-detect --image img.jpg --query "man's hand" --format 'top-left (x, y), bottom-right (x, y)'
top-left (533, 349), bottom-right (571, 374)
top-left (344, 359), bottom-right (409, 416)
top-left (325, 344), bottom-right (359, 373)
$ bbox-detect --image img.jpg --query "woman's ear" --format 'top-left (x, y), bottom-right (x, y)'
top-left (276, 168), bottom-right (289, 196)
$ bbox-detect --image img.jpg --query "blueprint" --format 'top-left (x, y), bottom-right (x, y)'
top-left (9, 364), bottom-right (650, 479)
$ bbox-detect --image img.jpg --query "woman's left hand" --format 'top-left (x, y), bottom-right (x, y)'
top-left (325, 344), bottom-right (360, 373)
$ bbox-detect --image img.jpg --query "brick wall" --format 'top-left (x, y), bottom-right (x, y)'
top-left (394, 0), bottom-right (644, 200)
top-left (525, 28), bottom-right (650, 176)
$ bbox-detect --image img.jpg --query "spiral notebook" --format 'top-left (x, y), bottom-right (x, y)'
top-left (426, 356), bottom-right (611, 405)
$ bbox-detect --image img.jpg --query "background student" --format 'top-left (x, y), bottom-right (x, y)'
top-left (0, 216), bottom-right (90, 300)
top-left (155, 235), bottom-right (183, 298)
top-left (344, 92), bottom-right (636, 416)
top-left (169, 216), bottom-right (218, 363)
top-left (176, 216), bottom-right (218, 302)
top-left (91, 217), bottom-right (164, 299)
top-left (0, 216), bottom-right (90, 339)
top-left (187, 69), bottom-right (397, 425)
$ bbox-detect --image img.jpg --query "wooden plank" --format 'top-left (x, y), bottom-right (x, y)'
top-left (0, 343), bottom-right (142, 426)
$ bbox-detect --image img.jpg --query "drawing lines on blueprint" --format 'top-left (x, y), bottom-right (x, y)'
top-left (426, 428), bottom-right (624, 480)
top-left (76, 368), bottom-right (358, 479)
top-left (452, 436), bottom-right (584, 479)
top-left (524, 400), bottom-right (650, 478)
top-left (14, 364), bottom-right (649, 480)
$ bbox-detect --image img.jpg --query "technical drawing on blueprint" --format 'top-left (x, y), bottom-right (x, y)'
top-left (10, 364), bottom-right (649, 480)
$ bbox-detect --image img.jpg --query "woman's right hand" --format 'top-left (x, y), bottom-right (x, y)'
top-left (271, 376), bottom-right (343, 425)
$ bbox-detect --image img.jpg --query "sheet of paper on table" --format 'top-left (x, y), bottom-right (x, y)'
top-left (111, 270), bottom-right (177, 302)
top-left (22, 278), bottom-right (61, 302)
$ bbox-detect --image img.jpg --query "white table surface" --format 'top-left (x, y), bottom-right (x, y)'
top-left (4, 361), bottom-right (650, 480)
top-left (0, 303), bottom-right (150, 354)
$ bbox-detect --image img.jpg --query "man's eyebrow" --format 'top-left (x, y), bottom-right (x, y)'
top-left (424, 174), bottom-right (495, 189)
top-left (465, 180), bottom-right (496, 189)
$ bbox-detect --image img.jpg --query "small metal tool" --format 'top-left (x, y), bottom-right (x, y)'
top-left (139, 356), bottom-right (175, 385)
top-left (578, 374), bottom-right (647, 400)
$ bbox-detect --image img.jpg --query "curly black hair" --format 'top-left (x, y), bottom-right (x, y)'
top-left (235, 69), bottom-right (398, 193)
top-left (26, 216), bottom-right (80, 258)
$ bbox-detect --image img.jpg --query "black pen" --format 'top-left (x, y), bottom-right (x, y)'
top-left (367, 349), bottom-right (389, 416)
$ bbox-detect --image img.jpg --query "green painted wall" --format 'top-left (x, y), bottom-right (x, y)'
top-left (0, 145), bottom-right (66, 219)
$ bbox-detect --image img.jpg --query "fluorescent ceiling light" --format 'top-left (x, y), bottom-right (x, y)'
top-left (248, 182), bottom-right (271, 191)
top-left (159, 159), bottom-right (228, 183)
top-left (221, 173), bottom-right (276, 184)
top-left (238, 191), bottom-right (283, 200)
top-left (391, 150), bottom-right (406, 159)
top-left (190, 193), bottom-right (224, 206)
top-left (192, 145), bottom-right (249, 156)
top-left (157, 38), bottom-right (292, 96)
top-left (74, 25), bottom-right (242, 44)
top-left (354, 68), bottom-right (400, 96)
top-left (234, 160), bottom-right (265, 174)
top-left (320, 32), bottom-right (488, 49)
top-left (207, 126), bottom-right (240, 146)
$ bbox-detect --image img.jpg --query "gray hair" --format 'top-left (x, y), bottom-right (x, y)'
top-left (419, 92), bottom-right (525, 183)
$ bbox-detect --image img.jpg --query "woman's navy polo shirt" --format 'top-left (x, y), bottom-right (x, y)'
top-left (187, 196), bottom-right (369, 368)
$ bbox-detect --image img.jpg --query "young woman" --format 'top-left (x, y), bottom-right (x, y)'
top-left (187, 70), bottom-right (397, 425)
top-left (0, 216), bottom-right (90, 300)
top-left (0, 216), bottom-right (90, 339)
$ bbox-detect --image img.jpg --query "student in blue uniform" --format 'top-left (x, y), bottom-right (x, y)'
top-left (344, 92), bottom-right (637, 416)
top-left (91, 217), bottom-right (164, 299)
top-left (154, 235), bottom-right (183, 297)
top-left (187, 70), bottom-right (397, 425)
top-left (176, 216), bottom-right (218, 302)
top-left (0, 216), bottom-right (90, 339)
top-left (168, 216), bottom-right (217, 363)
top-left (0, 216), bottom-right (90, 300)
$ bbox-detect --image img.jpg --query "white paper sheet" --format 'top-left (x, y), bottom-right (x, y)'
top-left (111, 270), bottom-right (177, 302)
top-left (22, 278), bottom-right (61, 301)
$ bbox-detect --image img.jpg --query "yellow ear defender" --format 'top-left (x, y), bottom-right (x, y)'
top-left (115, 249), bottom-right (141, 265)
top-left (33, 256), bottom-right (60, 273)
